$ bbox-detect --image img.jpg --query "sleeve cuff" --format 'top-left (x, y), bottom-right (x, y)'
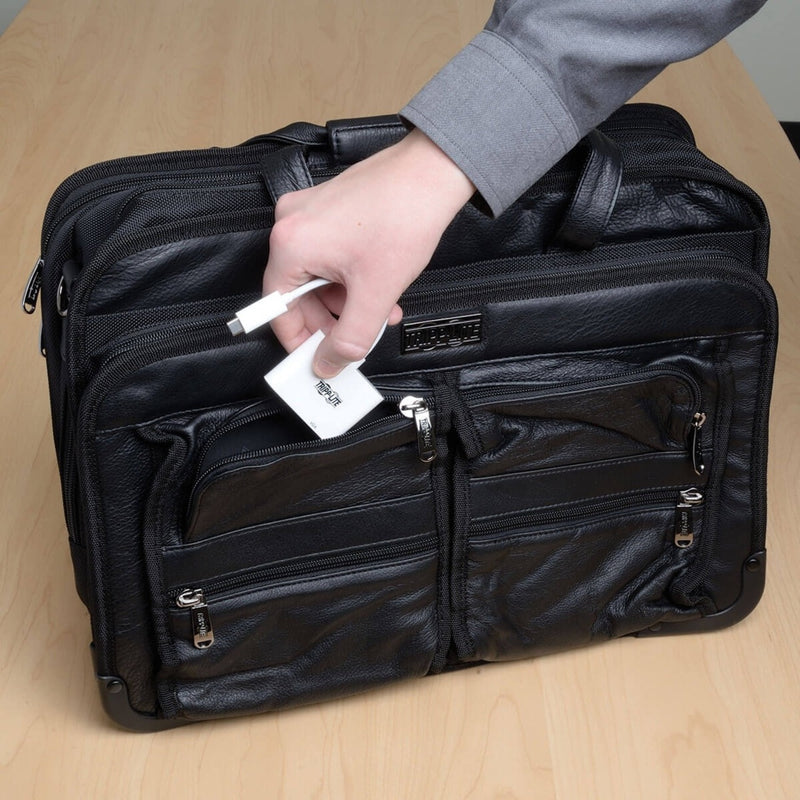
top-left (400, 30), bottom-right (580, 217)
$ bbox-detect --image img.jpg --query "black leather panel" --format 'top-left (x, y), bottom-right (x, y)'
top-left (85, 227), bottom-right (271, 316)
top-left (464, 506), bottom-right (690, 661)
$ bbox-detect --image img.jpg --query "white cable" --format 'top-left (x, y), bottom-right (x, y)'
top-left (226, 278), bottom-right (333, 336)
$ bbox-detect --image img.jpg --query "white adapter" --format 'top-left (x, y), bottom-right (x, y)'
top-left (265, 330), bottom-right (384, 439)
top-left (229, 280), bottom-right (387, 439)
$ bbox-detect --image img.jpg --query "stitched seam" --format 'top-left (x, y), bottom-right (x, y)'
top-left (472, 483), bottom-right (688, 525)
top-left (197, 550), bottom-right (436, 599)
top-left (471, 504), bottom-right (673, 551)
top-left (169, 492), bottom-right (434, 554)
top-left (332, 121), bottom-right (405, 161)
top-left (470, 447), bottom-right (692, 486)
top-left (459, 459), bottom-right (477, 655)
top-left (479, 31), bottom-right (579, 145)
top-left (471, 452), bottom-right (695, 487)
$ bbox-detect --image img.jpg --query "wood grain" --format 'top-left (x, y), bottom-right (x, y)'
top-left (1, 2), bottom-right (798, 798)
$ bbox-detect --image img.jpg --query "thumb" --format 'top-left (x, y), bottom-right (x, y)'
top-left (312, 283), bottom-right (397, 378)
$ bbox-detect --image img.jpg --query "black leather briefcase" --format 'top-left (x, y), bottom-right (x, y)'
top-left (23, 104), bottom-right (777, 729)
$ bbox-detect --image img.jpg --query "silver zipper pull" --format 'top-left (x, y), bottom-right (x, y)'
top-left (674, 488), bottom-right (704, 548)
top-left (690, 411), bottom-right (707, 476)
top-left (399, 396), bottom-right (437, 463)
top-left (21, 257), bottom-right (44, 314)
top-left (176, 588), bottom-right (215, 649)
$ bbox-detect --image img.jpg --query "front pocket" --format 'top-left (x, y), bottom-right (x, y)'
top-left (185, 393), bottom-right (439, 542)
top-left (159, 533), bottom-right (439, 719)
top-left (463, 367), bottom-right (708, 517)
top-left (463, 492), bottom-right (704, 662)
top-left (449, 358), bottom-right (719, 661)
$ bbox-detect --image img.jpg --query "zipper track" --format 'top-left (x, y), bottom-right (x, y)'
top-left (189, 392), bottom-right (429, 498)
top-left (169, 532), bottom-right (436, 603)
top-left (110, 174), bottom-right (265, 226)
top-left (40, 104), bottom-right (688, 253)
top-left (401, 250), bottom-right (771, 317)
top-left (470, 488), bottom-right (684, 540)
top-left (44, 170), bottom-right (265, 255)
top-left (463, 365), bottom-right (702, 413)
top-left (41, 139), bottom-right (291, 242)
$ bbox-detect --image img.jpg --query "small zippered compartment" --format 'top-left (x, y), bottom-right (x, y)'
top-left (159, 531), bottom-right (439, 720)
top-left (462, 489), bottom-right (706, 662)
top-left (184, 392), bottom-right (440, 542)
top-left (460, 365), bottom-right (710, 519)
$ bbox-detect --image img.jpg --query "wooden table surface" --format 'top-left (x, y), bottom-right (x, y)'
top-left (1, 2), bottom-right (798, 798)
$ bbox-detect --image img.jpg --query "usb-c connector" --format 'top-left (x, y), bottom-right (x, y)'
top-left (227, 278), bottom-right (332, 336)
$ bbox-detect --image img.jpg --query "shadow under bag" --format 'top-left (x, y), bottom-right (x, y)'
top-left (24, 104), bottom-right (778, 730)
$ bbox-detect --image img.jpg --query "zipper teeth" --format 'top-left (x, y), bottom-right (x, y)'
top-left (471, 489), bottom-right (682, 538)
top-left (41, 139), bottom-right (290, 241)
top-left (464, 366), bottom-right (702, 413)
top-left (403, 250), bottom-right (736, 311)
top-left (171, 534), bottom-right (436, 601)
top-left (600, 109), bottom-right (693, 141)
top-left (104, 317), bottom-right (230, 366)
top-left (193, 401), bottom-right (281, 474)
top-left (44, 171), bottom-right (264, 255)
top-left (190, 393), bottom-right (425, 493)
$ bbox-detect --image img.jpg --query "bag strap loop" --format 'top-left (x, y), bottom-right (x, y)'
top-left (551, 128), bottom-right (623, 250)
top-left (260, 146), bottom-right (314, 205)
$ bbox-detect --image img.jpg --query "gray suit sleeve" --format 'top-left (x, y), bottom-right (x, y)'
top-left (400, 0), bottom-right (767, 216)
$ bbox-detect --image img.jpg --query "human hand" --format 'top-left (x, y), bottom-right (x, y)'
top-left (262, 128), bottom-right (475, 378)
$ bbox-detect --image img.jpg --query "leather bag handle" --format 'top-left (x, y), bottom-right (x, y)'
top-left (260, 115), bottom-right (407, 204)
top-left (261, 117), bottom-right (622, 251)
top-left (551, 128), bottom-right (623, 250)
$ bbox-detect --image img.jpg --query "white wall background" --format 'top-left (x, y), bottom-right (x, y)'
top-left (727, 0), bottom-right (800, 121)
top-left (0, 0), bottom-right (24, 34)
top-left (0, 0), bottom-right (797, 119)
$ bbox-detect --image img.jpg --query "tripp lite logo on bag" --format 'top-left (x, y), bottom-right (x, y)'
top-left (315, 380), bottom-right (343, 407)
top-left (401, 314), bottom-right (483, 353)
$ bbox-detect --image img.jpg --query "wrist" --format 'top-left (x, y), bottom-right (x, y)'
top-left (391, 128), bottom-right (476, 217)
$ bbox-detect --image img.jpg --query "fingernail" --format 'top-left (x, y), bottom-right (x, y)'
top-left (313, 357), bottom-right (343, 380)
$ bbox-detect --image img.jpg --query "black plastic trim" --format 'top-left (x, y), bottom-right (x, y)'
top-left (636, 550), bottom-right (767, 636)
top-left (92, 644), bottom-right (188, 731)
